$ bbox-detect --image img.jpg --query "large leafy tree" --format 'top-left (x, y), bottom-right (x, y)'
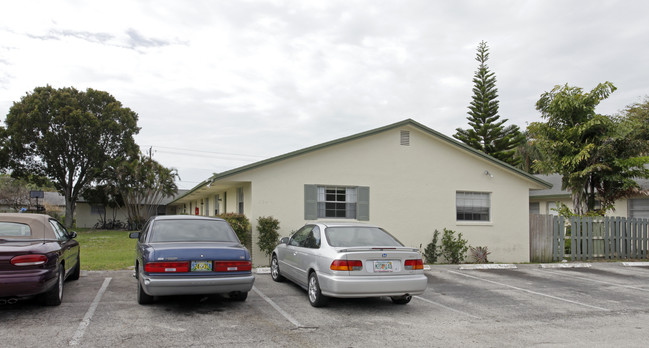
top-left (528, 82), bottom-right (649, 215)
top-left (454, 41), bottom-right (525, 166)
top-left (1, 86), bottom-right (140, 227)
top-left (0, 175), bottom-right (30, 211)
top-left (621, 97), bottom-right (649, 146)
top-left (82, 184), bottom-right (125, 228)
top-left (113, 155), bottom-right (178, 229)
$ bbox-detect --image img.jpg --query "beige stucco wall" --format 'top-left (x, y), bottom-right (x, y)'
top-left (183, 125), bottom-right (545, 266)
top-left (75, 203), bottom-right (130, 228)
top-left (179, 185), bottom-right (251, 218)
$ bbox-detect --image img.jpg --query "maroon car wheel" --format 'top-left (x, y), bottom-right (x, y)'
top-left (68, 255), bottom-right (81, 281)
top-left (41, 265), bottom-right (64, 306)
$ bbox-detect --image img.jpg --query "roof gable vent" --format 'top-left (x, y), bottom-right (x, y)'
top-left (400, 130), bottom-right (410, 146)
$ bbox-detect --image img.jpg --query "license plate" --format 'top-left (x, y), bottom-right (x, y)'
top-left (191, 261), bottom-right (212, 272)
top-left (374, 261), bottom-right (393, 272)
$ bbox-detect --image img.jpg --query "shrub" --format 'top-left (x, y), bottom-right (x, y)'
top-left (439, 228), bottom-right (469, 264)
top-left (423, 229), bottom-right (440, 264)
top-left (470, 246), bottom-right (491, 263)
top-left (219, 213), bottom-right (252, 250)
top-left (60, 216), bottom-right (76, 228)
top-left (257, 216), bottom-right (280, 263)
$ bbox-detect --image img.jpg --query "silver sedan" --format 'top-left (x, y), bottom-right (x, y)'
top-left (271, 222), bottom-right (427, 307)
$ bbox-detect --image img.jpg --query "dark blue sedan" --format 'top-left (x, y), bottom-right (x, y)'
top-left (130, 215), bottom-right (254, 304)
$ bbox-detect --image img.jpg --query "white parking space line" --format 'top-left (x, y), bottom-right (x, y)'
top-left (252, 286), bottom-right (302, 328)
top-left (541, 270), bottom-right (649, 292)
top-left (448, 270), bottom-right (609, 311)
top-left (413, 296), bottom-right (481, 319)
top-left (69, 277), bottom-right (112, 346)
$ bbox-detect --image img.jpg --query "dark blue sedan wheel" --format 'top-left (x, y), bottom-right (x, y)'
top-left (137, 268), bottom-right (154, 305)
top-left (229, 291), bottom-right (248, 301)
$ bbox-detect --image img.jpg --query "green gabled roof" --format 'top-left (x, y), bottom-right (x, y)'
top-left (172, 119), bottom-right (551, 203)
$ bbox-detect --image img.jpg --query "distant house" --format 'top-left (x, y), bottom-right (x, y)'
top-left (0, 191), bottom-right (65, 214)
top-left (168, 119), bottom-right (551, 265)
top-left (75, 190), bottom-right (188, 228)
top-left (0, 182), bottom-right (185, 227)
top-left (530, 174), bottom-right (649, 218)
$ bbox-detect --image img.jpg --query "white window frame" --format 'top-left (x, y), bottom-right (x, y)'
top-left (529, 202), bottom-right (540, 214)
top-left (629, 198), bottom-right (649, 219)
top-left (456, 191), bottom-right (491, 222)
top-left (304, 185), bottom-right (369, 221)
top-left (317, 186), bottom-right (357, 219)
top-left (237, 188), bottom-right (244, 214)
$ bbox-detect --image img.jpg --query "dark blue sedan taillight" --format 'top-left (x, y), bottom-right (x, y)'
top-left (213, 261), bottom-right (252, 272)
top-left (145, 261), bottom-right (190, 273)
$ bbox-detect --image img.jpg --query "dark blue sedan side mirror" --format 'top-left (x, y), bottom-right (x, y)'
top-left (129, 232), bottom-right (140, 239)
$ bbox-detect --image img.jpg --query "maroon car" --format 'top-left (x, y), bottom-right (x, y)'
top-left (0, 213), bottom-right (80, 306)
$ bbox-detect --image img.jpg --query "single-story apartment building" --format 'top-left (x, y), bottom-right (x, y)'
top-left (168, 119), bottom-right (552, 265)
top-left (530, 174), bottom-right (649, 218)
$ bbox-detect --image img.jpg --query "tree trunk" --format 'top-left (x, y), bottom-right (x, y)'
top-left (64, 198), bottom-right (75, 228)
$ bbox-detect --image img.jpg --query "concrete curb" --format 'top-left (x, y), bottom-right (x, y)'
top-left (256, 267), bottom-right (271, 274)
top-left (622, 262), bottom-right (649, 267)
top-left (539, 263), bottom-right (591, 269)
top-left (458, 264), bottom-right (517, 270)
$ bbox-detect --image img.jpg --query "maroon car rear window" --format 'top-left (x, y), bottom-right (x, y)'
top-left (0, 222), bottom-right (32, 237)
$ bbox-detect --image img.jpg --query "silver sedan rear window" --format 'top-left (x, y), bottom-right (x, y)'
top-left (325, 227), bottom-right (403, 247)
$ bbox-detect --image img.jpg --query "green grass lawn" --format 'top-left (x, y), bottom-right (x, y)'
top-left (75, 229), bottom-right (136, 270)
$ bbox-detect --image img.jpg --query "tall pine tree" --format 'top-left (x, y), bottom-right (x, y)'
top-left (454, 41), bottom-right (524, 166)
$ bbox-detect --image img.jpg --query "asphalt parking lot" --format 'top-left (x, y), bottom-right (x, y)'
top-left (2, 263), bottom-right (649, 347)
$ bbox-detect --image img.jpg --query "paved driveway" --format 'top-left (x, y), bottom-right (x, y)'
top-left (2, 263), bottom-right (648, 347)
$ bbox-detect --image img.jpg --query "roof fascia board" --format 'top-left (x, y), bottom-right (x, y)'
top-left (171, 119), bottom-right (551, 204)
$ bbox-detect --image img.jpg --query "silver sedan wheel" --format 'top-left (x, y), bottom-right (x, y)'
top-left (307, 272), bottom-right (327, 307)
top-left (270, 255), bottom-right (284, 282)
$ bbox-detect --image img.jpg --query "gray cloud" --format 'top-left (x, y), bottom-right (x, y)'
top-left (1, 0), bottom-right (648, 189)
top-left (125, 29), bottom-right (169, 49)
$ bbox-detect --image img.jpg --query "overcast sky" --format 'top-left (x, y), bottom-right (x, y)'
top-left (2, 0), bottom-right (648, 189)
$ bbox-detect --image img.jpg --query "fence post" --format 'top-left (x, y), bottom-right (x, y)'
top-left (615, 216), bottom-right (621, 258)
top-left (604, 217), bottom-right (610, 259)
top-left (631, 219), bottom-right (641, 259)
top-left (558, 216), bottom-right (564, 261)
top-left (570, 216), bottom-right (576, 261)
top-left (623, 217), bottom-right (629, 259)
top-left (587, 216), bottom-right (594, 260)
top-left (641, 219), bottom-right (649, 259)
top-left (530, 214), bottom-right (554, 262)
top-left (552, 215), bottom-right (559, 261)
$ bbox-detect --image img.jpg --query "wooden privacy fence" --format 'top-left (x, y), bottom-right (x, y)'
top-left (530, 214), bottom-right (649, 262)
